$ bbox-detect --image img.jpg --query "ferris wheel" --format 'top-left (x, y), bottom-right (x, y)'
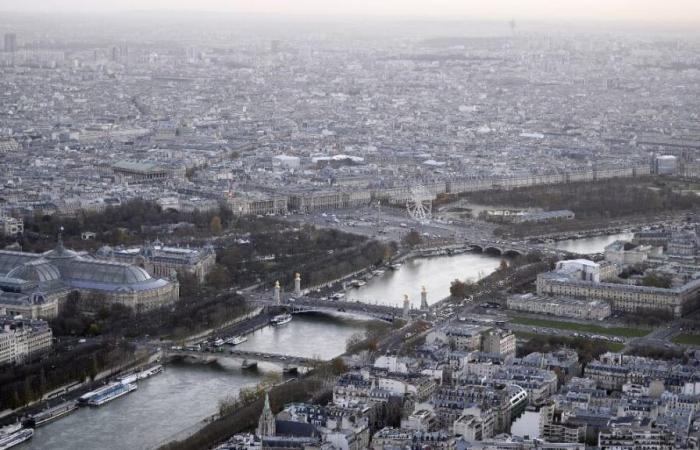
top-left (406, 184), bottom-right (433, 224)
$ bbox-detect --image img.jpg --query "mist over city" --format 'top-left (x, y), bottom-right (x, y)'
top-left (1, 2), bottom-right (700, 450)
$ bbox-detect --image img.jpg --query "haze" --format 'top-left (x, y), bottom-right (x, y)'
top-left (2, 0), bottom-right (700, 23)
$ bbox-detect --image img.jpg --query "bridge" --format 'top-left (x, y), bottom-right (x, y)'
top-left (408, 241), bottom-right (546, 258)
top-left (166, 349), bottom-right (321, 366)
top-left (465, 239), bottom-right (582, 259)
top-left (288, 297), bottom-right (412, 322)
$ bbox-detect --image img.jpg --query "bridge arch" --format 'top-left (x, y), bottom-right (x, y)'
top-left (289, 306), bottom-right (395, 323)
top-left (503, 249), bottom-right (522, 257)
top-left (484, 246), bottom-right (503, 256)
top-left (469, 244), bottom-right (484, 253)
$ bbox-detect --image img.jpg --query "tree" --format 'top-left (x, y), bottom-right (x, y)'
top-left (402, 230), bottom-right (422, 248)
top-left (498, 259), bottom-right (509, 271)
top-left (331, 357), bottom-right (348, 375)
top-left (642, 273), bottom-right (672, 288)
top-left (450, 279), bottom-right (475, 299)
top-left (205, 265), bottom-right (231, 289)
top-left (210, 216), bottom-right (223, 234)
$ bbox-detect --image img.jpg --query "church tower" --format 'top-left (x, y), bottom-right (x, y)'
top-left (257, 393), bottom-right (276, 437)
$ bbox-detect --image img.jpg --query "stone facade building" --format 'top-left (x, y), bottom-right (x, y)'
top-left (95, 240), bottom-right (216, 283)
top-left (0, 316), bottom-right (52, 366)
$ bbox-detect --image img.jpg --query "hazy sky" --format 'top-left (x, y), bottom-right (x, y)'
top-left (1, 0), bottom-right (699, 22)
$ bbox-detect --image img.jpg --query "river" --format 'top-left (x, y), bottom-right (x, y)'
top-left (20, 233), bottom-right (621, 449)
top-left (553, 232), bottom-right (633, 254)
top-left (20, 315), bottom-right (369, 450)
top-left (346, 252), bottom-right (504, 307)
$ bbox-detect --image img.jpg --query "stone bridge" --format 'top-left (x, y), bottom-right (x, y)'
top-left (465, 239), bottom-right (579, 258)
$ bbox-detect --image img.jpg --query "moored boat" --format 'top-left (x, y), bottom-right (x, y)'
top-left (241, 359), bottom-right (257, 370)
top-left (24, 400), bottom-right (78, 427)
top-left (137, 364), bottom-right (164, 380)
top-left (271, 313), bottom-right (292, 326)
top-left (0, 424), bottom-right (33, 450)
top-left (350, 279), bottom-right (366, 288)
top-left (226, 336), bottom-right (248, 346)
top-left (79, 382), bottom-right (137, 407)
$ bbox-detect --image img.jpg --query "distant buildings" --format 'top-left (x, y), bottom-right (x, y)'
top-left (0, 215), bottom-right (23, 236)
top-left (485, 209), bottom-right (574, 224)
top-left (3, 33), bottom-right (16, 53)
top-left (653, 155), bottom-right (678, 175)
top-left (0, 137), bottom-right (19, 153)
top-left (111, 160), bottom-right (185, 184)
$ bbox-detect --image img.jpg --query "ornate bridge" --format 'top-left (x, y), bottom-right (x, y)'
top-left (166, 349), bottom-right (321, 366)
top-left (288, 298), bottom-right (408, 322)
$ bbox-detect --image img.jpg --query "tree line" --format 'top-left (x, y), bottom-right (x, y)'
top-left (463, 177), bottom-right (700, 223)
top-left (0, 339), bottom-right (137, 410)
top-left (50, 276), bottom-right (249, 341)
top-left (215, 226), bottom-right (397, 290)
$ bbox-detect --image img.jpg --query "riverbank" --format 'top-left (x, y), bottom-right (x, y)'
top-left (0, 348), bottom-right (157, 425)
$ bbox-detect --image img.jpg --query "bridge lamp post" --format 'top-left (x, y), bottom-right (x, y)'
top-left (273, 280), bottom-right (281, 305)
top-left (294, 273), bottom-right (302, 297)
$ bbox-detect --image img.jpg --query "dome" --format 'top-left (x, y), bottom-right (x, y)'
top-left (43, 243), bottom-right (79, 260)
top-left (56, 258), bottom-right (154, 285)
top-left (7, 260), bottom-right (61, 283)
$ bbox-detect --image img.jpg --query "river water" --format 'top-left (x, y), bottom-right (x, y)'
top-left (20, 315), bottom-right (368, 450)
top-left (346, 252), bottom-right (503, 307)
top-left (553, 232), bottom-right (633, 254)
top-left (20, 233), bottom-right (619, 449)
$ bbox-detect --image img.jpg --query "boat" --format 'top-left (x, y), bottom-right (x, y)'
top-left (350, 279), bottom-right (366, 288)
top-left (80, 382), bottom-right (137, 407)
top-left (226, 336), bottom-right (248, 346)
top-left (213, 338), bottom-right (225, 347)
top-left (137, 364), bottom-right (163, 380)
top-left (24, 401), bottom-right (78, 427)
top-left (117, 364), bottom-right (163, 386)
top-left (271, 313), bottom-right (292, 326)
top-left (283, 366), bottom-right (299, 375)
top-left (118, 374), bottom-right (138, 385)
top-left (0, 424), bottom-right (33, 450)
top-left (241, 359), bottom-right (257, 370)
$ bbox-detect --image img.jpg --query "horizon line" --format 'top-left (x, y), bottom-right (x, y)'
top-left (0, 9), bottom-right (699, 26)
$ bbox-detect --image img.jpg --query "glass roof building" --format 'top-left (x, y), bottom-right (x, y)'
top-left (0, 241), bottom-right (179, 319)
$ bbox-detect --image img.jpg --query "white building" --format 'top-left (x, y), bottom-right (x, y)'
top-left (0, 317), bottom-right (53, 366)
top-left (272, 154), bottom-right (301, 170)
top-left (655, 155), bottom-right (678, 175)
